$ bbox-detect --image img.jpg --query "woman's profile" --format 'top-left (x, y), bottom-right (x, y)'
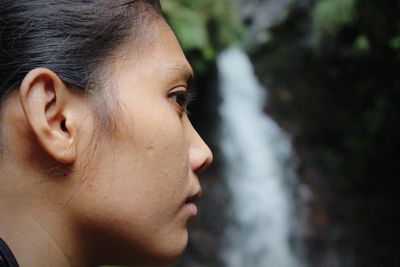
top-left (0, 1), bottom-right (213, 266)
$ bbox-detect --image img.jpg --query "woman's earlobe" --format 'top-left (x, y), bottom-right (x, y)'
top-left (19, 68), bottom-right (78, 164)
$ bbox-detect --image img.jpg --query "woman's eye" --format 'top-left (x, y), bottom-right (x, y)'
top-left (168, 90), bottom-right (190, 113)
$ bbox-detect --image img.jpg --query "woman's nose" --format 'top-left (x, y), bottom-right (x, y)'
top-left (188, 124), bottom-right (213, 174)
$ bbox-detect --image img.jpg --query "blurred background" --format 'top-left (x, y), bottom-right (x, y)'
top-left (161, 0), bottom-right (400, 267)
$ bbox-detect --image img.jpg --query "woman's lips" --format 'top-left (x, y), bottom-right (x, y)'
top-left (185, 202), bottom-right (198, 217)
top-left (185, 190), bottom-right (201, 217)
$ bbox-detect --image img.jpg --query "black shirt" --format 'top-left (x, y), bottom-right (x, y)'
top-left (0, 238), bottom-right (19, 267)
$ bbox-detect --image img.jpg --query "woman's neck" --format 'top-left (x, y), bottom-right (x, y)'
top-left (0, 203), bottom-right (73, 267)
top-left (0, 165), bottom-right (90, 267)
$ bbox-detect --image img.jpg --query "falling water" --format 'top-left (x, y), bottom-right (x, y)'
top-left (218, 46), bottom-right (302, 267)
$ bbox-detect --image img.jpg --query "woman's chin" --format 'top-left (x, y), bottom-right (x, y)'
top-left (124, 230), bottom-right (189, 266)
top-left (152, 232), bottom-right (189, 265)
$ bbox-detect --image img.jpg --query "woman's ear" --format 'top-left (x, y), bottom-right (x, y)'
top-left (19, 68), bottom-right (79, 164)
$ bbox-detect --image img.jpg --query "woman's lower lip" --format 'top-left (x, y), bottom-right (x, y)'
top-left (185, 202), bottom-right (198, 217)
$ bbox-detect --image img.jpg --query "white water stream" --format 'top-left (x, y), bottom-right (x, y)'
top-left (218, 47), bottom-right (302, 267)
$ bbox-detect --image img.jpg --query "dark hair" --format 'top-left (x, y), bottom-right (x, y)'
top-left (0, 0), bottom-right (162, 100)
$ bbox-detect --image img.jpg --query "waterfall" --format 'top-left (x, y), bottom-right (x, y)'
top-left (218, 46), bottom-right (303, 267)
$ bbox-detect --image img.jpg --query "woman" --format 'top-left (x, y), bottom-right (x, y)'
top-left (0, 1), bottom-right (213, 266)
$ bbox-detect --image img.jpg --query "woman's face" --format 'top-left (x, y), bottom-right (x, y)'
top-left (73, 18), bottom-right (213, 265)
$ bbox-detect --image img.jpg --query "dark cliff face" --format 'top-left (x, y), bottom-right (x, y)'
top-left (165, 0), bottom-right (400, 266)
top-left (249, 0), bottom-right (400, 266)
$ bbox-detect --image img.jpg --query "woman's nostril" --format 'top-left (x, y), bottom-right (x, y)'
top-left (189, 145), bottom-right (212, 174)
top-left (196, 161), bottom-right (208, 174)
top-left (197, 151), bottom-right (213, 174)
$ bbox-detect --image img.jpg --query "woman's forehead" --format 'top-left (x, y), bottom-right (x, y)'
top-left (118, 19), bottom-right (192, 79)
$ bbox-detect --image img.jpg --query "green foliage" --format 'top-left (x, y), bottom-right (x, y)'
top-left (312, 0), bottom-right (356, 37)
top-left (354, 34), bottom-right (370, 52)
top-left (162, 0), bottom-right (244, 73)
top-left (389, 36), bottom-right (400, 49)
top-left (163, 1), bottom-right (212, 53)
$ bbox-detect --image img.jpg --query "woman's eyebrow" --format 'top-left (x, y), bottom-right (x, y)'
top-left (168, 64), bottom-right (194, 87)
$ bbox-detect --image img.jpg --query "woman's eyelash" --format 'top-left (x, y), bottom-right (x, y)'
top-left (187, 89), bottom-right (197, 107)
top-left (169, 88), bottom-right (197, 114)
